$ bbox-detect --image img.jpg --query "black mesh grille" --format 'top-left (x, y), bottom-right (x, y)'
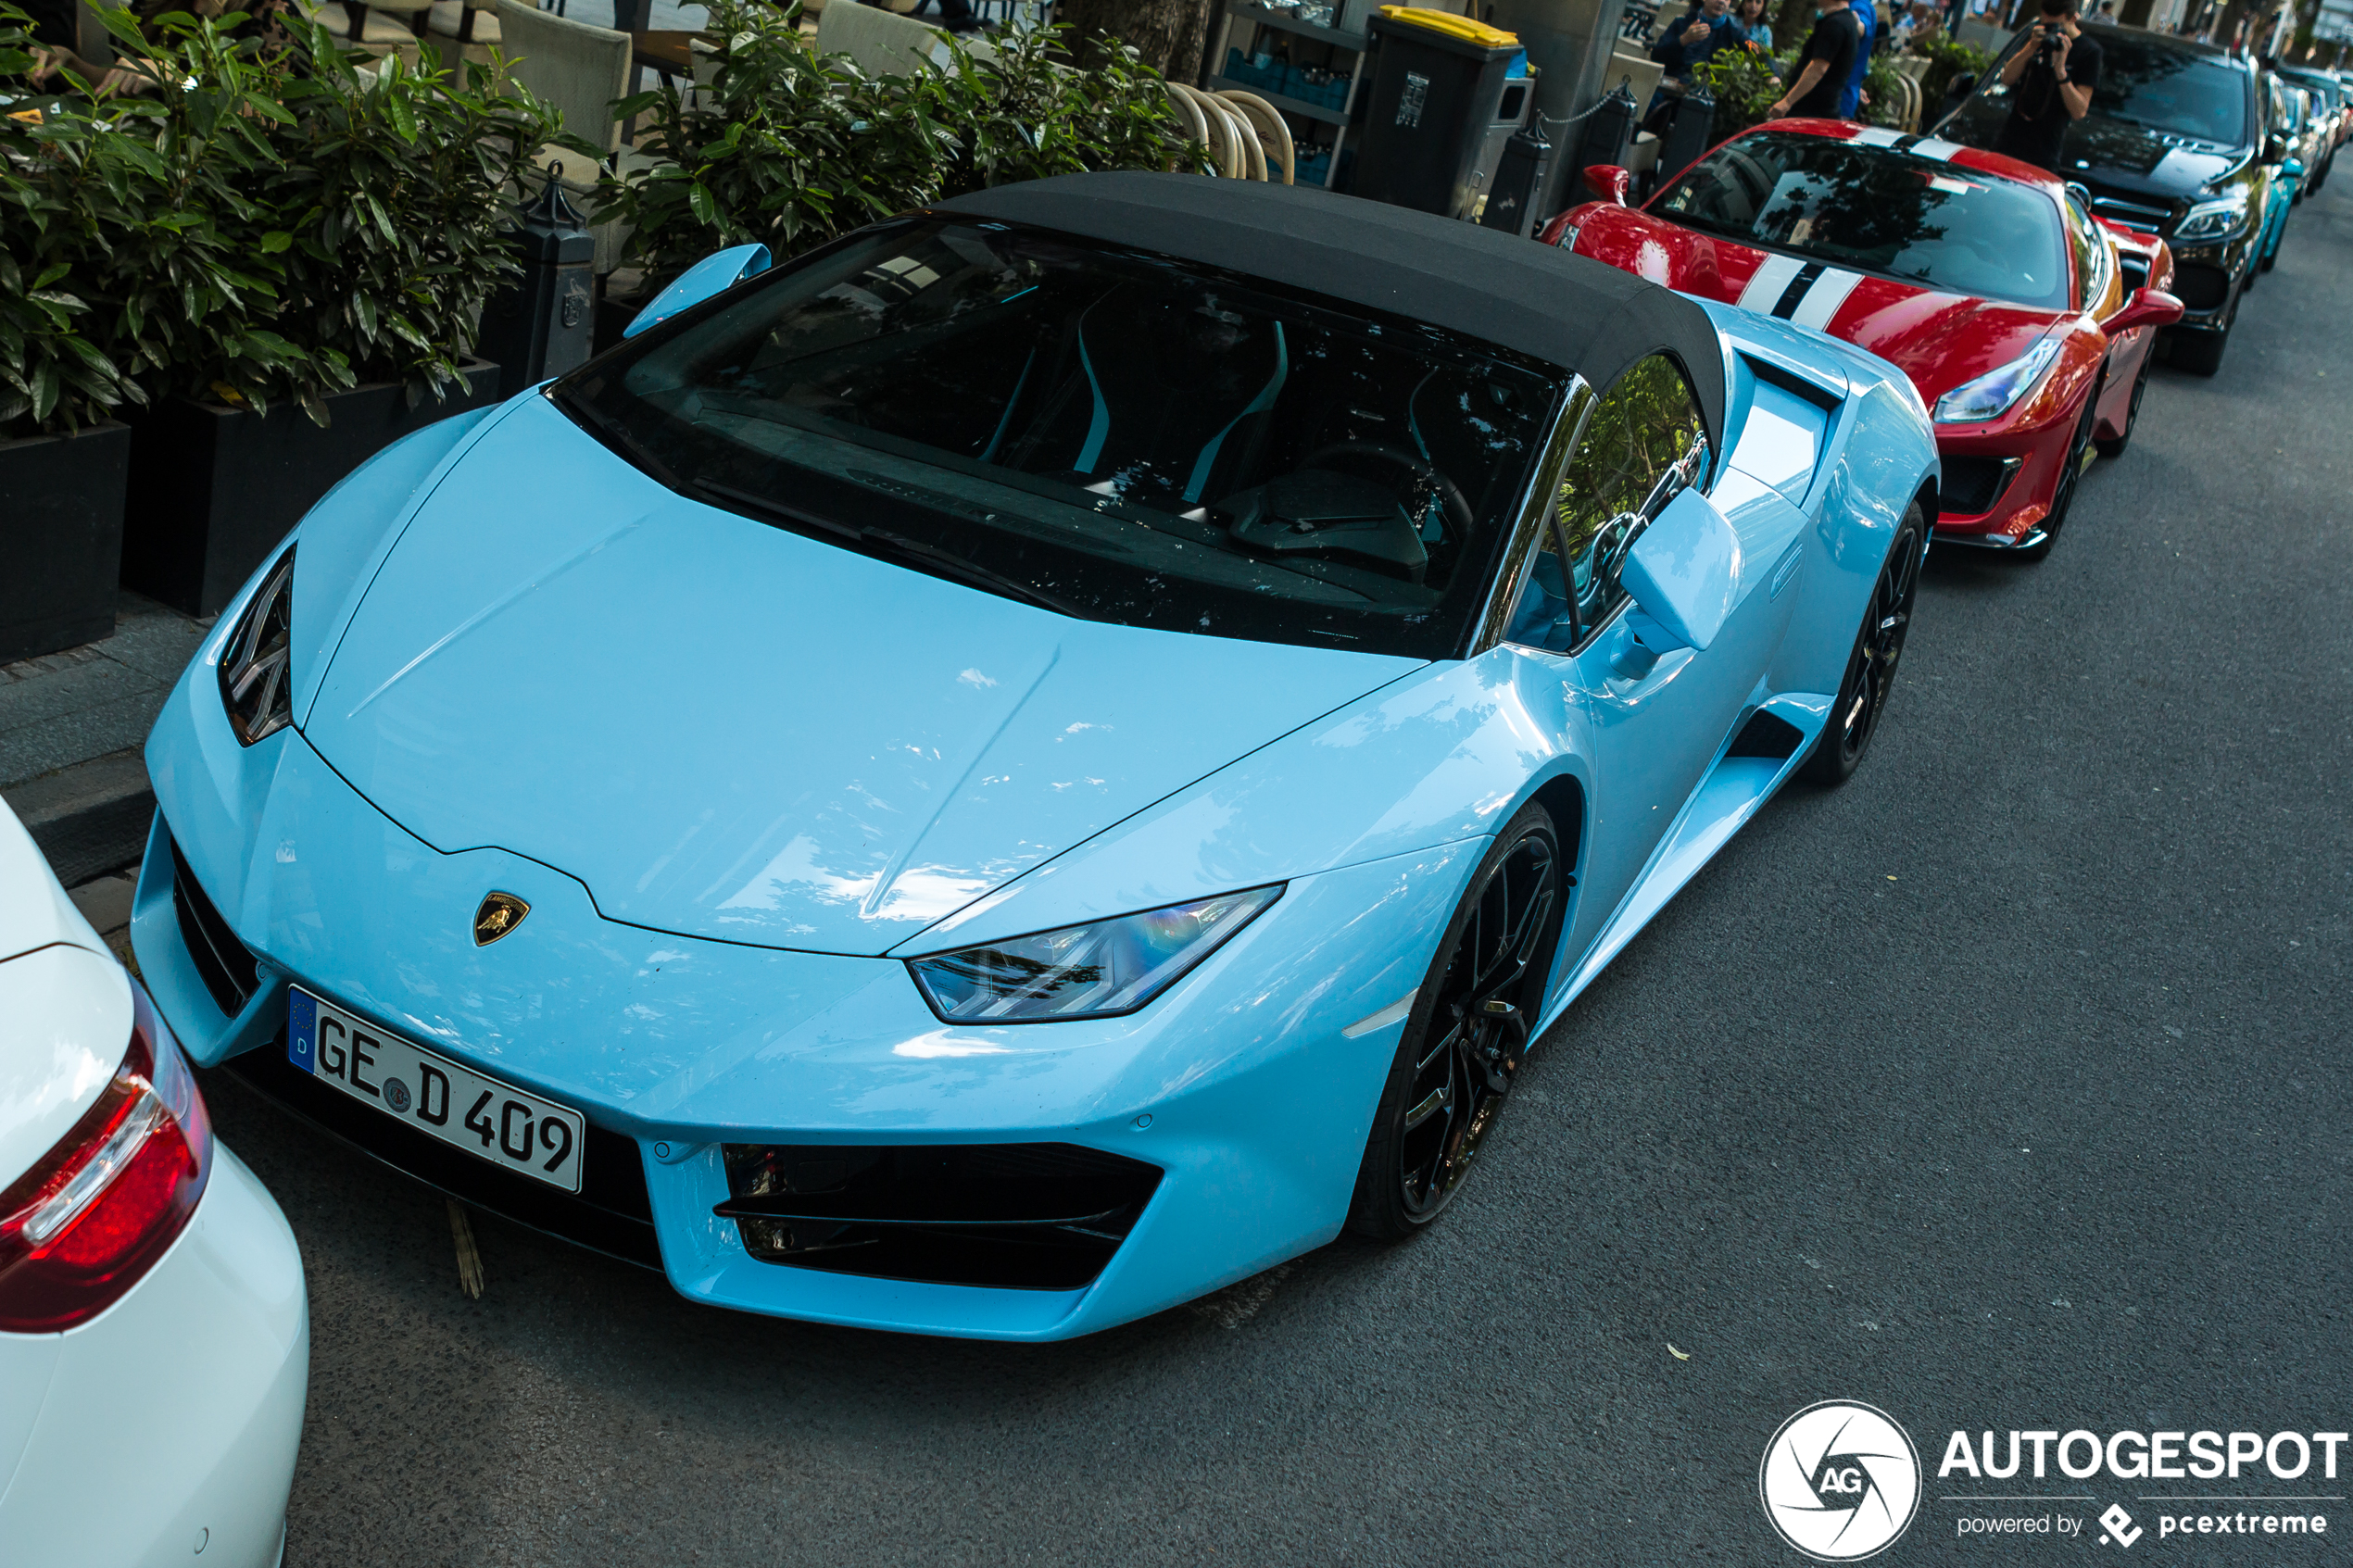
top-left (1939, 456), bottom-right (2017, 518)
top-left (718, 1142), bottom-right (1164, 1290)
top-left (221, 1040), bottom-right (661, 1270)
top-left (170, 836), bottom-right (258, 1016)
top-left (2091, 194), bottom-right (2171, 232)
top-left (2171, 262), bottom-right (2230, 310)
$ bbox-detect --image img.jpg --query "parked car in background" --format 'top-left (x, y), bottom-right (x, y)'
top-left (1939, 24), bottom-right (2266, 376)
top-left (2247, 72), bottom-right (2309, 278)
top-left (132, 172), bottom-right (1939, 1341)
top-left (2272, 63), bottom-right (2344, 190)
top-left (1541, 121), bottom-right (2180, 557)
top-left (0, 799), bottom-right (307, 1567)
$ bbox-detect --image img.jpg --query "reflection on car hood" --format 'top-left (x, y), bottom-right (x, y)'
top-left (1832, 289), bottom-right (2058, 400)
top-left (301, 398), bottom-right (1422, 957)
top-left (1944, 99), bottom-right (2246, 198)
top-left (1593, 210), bottom-right (2062, 399)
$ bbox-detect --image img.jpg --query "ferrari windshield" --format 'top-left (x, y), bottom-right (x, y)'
top-left (1655, 132), bottom-right (2071, 309)
top-left (2080, 36), bottom-right (2249, 145)
top-left (557, 220), bottom-right (1563, 659)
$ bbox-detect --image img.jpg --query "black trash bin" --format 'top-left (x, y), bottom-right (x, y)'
top-left (1351, 10), bottom-right (1527, 219)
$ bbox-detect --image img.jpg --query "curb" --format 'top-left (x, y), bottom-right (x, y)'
top-left (4, 747), bottom-right (154, 887)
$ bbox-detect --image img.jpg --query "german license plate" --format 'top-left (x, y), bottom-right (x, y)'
top-left (287, 987), bottom-right (585, 1193)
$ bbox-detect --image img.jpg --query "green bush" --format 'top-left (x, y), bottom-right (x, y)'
top-left (1699, 44), bottom-right (1790, 143)
top-left (1911, 34), bottom-right (1991, 117)
top-left (602, 0), bottom-right (1193, 285)
top-left (0, 2), bottom-right (584, 436)
top-left (1861, 52), bottom-right (1906, 127)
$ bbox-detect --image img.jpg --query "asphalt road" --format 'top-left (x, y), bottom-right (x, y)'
top-left (202, 177), bottom-right (2352, 1568)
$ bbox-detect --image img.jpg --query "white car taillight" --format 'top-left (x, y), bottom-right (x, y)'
top-left (0, 985), bottom-right (213, 1332)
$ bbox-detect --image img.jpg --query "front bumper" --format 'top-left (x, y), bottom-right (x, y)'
top-left (136, 689), bottom-right (1476, 1340)
top-left (0, 1145), bottom-right (308, 1568)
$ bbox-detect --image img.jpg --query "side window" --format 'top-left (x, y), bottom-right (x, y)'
top-left (2064, 193), bottom-right (2109, 309)
top-left (1505, 356), bottom-right (1705, 651)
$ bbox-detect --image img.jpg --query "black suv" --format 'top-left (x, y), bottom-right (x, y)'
top-left (1939, 25), bottom-right (2276, 375)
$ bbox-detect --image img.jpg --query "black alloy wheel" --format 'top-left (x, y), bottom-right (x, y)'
top-left (2019, 377), bottom-right (2102, 562)
top-left (2093, 354), bottom-right (2150, 460)
top-left (1801, 501), bottom-right (1924, 787)
top-left (1348, 802), bottom-right (1566, 1240)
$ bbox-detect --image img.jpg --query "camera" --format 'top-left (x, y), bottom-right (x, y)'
top-left (2035, 24), bottom-right (2066, 58)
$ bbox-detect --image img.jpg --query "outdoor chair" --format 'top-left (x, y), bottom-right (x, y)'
top-left (492, 0), bottom-right (650, 272)
top-left (300, 0), bottom-right (433, 62)
top-left (812, 0), bottom-right (996, 76)
top-left (427, 0), bottom-right (502, 70)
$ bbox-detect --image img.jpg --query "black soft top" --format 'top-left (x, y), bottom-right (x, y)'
top-left (935, 172), bottom-right (1727, 454)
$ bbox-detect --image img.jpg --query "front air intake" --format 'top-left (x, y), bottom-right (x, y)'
top-left (716, 1142), bottom-right (1164, 1290)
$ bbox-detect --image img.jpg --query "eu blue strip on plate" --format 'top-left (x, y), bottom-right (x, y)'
top-left (287, 988), bottom-right (318, 1073)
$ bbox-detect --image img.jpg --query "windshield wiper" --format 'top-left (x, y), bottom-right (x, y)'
top-left (691, 477), bottom-right (1082, 618)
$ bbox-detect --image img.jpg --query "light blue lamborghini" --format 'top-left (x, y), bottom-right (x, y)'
top-left (135, 173), bottom-right (1939, 1340)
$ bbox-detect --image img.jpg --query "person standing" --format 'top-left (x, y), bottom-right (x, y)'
top-left (1768, 0), bottom-right (1864, 119)
top-left (1735, 0), bottom-right (1774, 49)
top-left (1839, 0), bottom-right (1878, 119)
top-left (1647, 0), bottom-right (1747, 127)
top-left (1993, 0), bottom-right (2101, 171)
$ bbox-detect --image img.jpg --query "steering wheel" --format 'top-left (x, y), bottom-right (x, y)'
top-left (1299, 441), bottom-right (1475, 537)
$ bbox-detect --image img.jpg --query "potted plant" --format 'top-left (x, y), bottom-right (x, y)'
top-left (597, 1), bottom-right (1192, 313)
top-left (82, 8), bottom-right (575, 613)
top-left (0, 7), bottom-right (150, 659)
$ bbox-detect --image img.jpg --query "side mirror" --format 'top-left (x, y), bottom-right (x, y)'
top-left (623, 244), bottom-right (773, 340)
top-left (2105, 287), bottom-right (2184, 337)
top-left (2284, 155), bottom-right (2308, 178)
top-left (1584, 163), bottom-right (1634, 205)
top-left (2263, 132), bottom-right (2289, 163)
top-left (1621, 486), bottom-right (1741, 653)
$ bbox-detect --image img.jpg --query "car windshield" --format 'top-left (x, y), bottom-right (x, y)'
top-left (555, 220), bottom-right (1563, 660)
top-left (1653, 131), bottom-right (2070, 309)
top-left (2077, 35), bottom-right (2249, 145)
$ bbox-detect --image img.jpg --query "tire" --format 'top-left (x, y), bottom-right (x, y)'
top-left (1346, 801), bottom-right (1567, 1241)
top-left (2170, 324), bottom-right (2230, 377)
top-left (2093, 354), bottom-right (2149, 460)
top-left (1800, 501), bottom-right (1924, 787)
top-left (2015, 375), bottom-right (2101, 563)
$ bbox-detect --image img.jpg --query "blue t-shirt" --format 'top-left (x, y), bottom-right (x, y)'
top-left (1838, 0), bottom-right (1877, 116)
top-left (1650, 9), bottom-right (1748, 77)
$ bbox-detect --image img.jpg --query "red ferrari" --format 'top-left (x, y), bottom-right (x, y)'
top-left (1539, 122), bottom-right (2184, 558)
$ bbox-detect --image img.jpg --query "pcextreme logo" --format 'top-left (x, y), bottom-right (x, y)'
top-left (1760, 1401), bottom-right (1924, 1561)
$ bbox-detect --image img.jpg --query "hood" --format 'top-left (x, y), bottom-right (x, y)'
top-left (1945, 97), bottom-right (2247, 200)
top-left (301, 399), bottom-right (1421, 957)
top-left (1831, 290), bottom-right (2059, 405)
top-left (1577, 208), bottom-right (2060, 405)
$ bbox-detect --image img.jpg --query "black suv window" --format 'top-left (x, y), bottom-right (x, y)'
top-left (2081, 34), bottom-right (2250, 145)
top-left (1506, 356), bottom-right (1707, 653)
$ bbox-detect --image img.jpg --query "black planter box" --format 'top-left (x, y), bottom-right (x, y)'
top-left (0, 421), bottom-right (132, 664)
top-left (121, 359), bottom-right (502, 616)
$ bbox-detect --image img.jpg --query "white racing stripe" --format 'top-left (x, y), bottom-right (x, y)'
top-left (1848, 126), bottom-right (1903, 147)
top-left (1907, 136), bottom-right (1965, 161)
top-left (1737, 253), bottom-right (1808, 313)
top-left (1788, 267), bottom-right (1863, 329)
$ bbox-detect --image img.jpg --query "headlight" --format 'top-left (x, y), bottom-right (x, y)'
top-left (2173, 190), bottom-right (2250, 242)
top-left (1931, 336), bottom-right (2063, 425)
top-left (217, 546), bottom-right (295, 746)
top-left (907, 885), bottom-right (1283, 1023)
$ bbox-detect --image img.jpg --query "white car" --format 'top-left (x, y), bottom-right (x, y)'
top-left (0, 799), bottom-right (308, 1567)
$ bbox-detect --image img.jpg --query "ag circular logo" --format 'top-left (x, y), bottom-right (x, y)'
top-left (1759, 1400), bottom-right (1921, 1561)
top-left (382, 1076), bottom-right (413, 1113)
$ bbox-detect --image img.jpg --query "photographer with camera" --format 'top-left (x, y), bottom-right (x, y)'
top-left (1993, 0), bottom-right (2101, 173)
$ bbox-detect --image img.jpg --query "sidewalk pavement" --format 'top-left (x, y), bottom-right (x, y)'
top-left (0, 592), bottom-right (212, 889)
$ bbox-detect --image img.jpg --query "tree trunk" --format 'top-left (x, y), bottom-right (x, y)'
top-left (1058, 0), bottom-right (1219, 82)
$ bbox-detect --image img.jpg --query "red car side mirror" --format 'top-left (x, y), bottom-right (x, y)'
top-left (2106, 287), bottom-right (2185, 337)
top-left (1584, 164), bottom-right (1634, 205)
